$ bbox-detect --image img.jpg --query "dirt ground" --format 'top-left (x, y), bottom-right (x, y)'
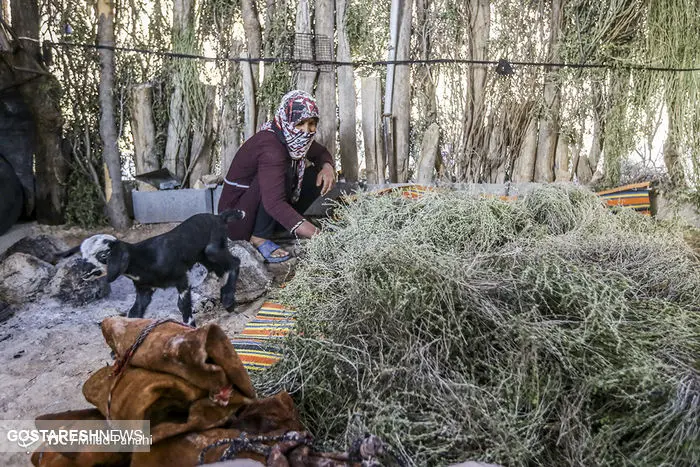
top-left (0, 221), bottom-right (299, 466)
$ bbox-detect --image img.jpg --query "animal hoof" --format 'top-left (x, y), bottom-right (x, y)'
top-left (221, 289), bottom-right (236, 310)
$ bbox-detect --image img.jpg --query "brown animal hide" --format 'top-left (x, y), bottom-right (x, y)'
top-left (30, 409), bottom-right (130, 467)
top-left (31, 318), bottom-right (397, 467)
top-left (131, 391), bottom-right (305, 465)
top-left (82, 366), bottom-right (249, 443)
top-left (100, 316), bottom-right (256, 399)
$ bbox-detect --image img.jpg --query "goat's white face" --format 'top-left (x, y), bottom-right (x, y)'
top-left (80, 234), bottom-right (116, 280)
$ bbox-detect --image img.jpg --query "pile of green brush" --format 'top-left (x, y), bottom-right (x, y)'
top-left (254, 184), bottom-right (700, 466)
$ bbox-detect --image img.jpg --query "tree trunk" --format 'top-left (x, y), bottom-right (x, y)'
top-left (1, 0), bottom-right (10, 23)
top-left (384, 0), bottom-right (401, 182)
top-left (220, 101), bottom-right (240, 177)
top-left (534, 0), bottom-right (563, 182)
top-left (240, 0), bottom-right (262, 128)
top-left (485, 117), bottom-right (504, 183)
top-left (240, 0), bottom-right (262, 84)
top-left (164, 0), bottom-right (193, 181)
top-left (416, 122), bottom-right (439, 184)
top-left (554, 135), bottom-right (570, 181)
top-left (415, 0), bottom-right (437, 125)
top-left (361, 76), bottom-right (385, 184)
top-left (459, 0), bottom-right (489, 182)
top-left (97, 0), bottom-right (130, 229)
top-left (187, 85), bottom-right (216, 187)
top-left (220, 41), bottom-right (242, 177)
top-left (164, 86), bottom-right (189, 180)
top-left (512, 115), bottom-right (538, 182)
top-left (336, 0), bottom-right (358, 182)
top-left (577, 81), bottom-right (604, 184)
top-left (294, 0), bottom-right (317, 93)
top-left (263, 0), bottom-right (276, 106)
top-left (415, 0), bottom-right (440, 182)
top-left (663, 105), bottom-right (685, 189)
top-left (314, 0), bottom-right (336, 158)
top-left (11, 0), bottom-right (68, 224)
top-left (131, 83), bottom-right (158, 191)
top-left (240, 50), bottom-right (257, 140)
top-left (570, 134), bottom-right (585, 182)
top-left (393, 0), bottom-right (413, 182)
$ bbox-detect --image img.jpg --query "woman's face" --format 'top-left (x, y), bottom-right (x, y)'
top-left (295, 118), bottom-right (318, 133)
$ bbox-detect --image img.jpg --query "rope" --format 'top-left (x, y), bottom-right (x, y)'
top-left (106, 318), bottom-right (193, 421)
top-left (42, 40), bottom-right (700, 73)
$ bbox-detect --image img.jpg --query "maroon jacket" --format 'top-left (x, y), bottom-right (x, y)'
top-left (218, 130), bottom-right (334, 241)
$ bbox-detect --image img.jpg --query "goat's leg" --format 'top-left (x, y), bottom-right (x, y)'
top-left (206, 244), bottom-right (240, 311)
top-left (176, 282), bottom-right (195, 327)
top-left (126, 286), bottom-right (154, 319)
top-left (220, 256), bottom-right (240, 312)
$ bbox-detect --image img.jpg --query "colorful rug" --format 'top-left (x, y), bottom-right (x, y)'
top-left (231, 302), bottom-right (297, 371)
top-left (595, 181), bottom-right (652, 216)
top-left (231, 302), bottom-right (296, 371)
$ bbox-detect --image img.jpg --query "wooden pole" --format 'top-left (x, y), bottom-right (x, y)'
top-left (131, 83), bottom-right (158, 191)
top-left (383, 0), bottom-right (402, 183)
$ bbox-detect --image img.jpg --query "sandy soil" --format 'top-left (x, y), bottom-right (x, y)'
top-left (0, 222), bottom-right (299, 466)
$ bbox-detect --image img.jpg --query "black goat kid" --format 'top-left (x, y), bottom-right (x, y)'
top-left (60, 210), bottom-right (245, 327)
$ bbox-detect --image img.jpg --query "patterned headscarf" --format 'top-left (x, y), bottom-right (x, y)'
top-left (260, 90), bottom-right (320, 203)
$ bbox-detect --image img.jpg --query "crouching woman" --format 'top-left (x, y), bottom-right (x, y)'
top-left (217, 90), bottom-right (336, 263)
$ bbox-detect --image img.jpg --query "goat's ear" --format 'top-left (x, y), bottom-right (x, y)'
top-left (106, 242), bottom-right (129, 283)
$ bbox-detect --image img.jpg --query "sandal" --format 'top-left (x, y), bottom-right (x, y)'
top-left (256, 239), bottom-right (291, 263)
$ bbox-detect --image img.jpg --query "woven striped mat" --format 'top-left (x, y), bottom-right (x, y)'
top-left (595, 182), bottom-right (652, 215)
top-left (231, 301), bottom-right (297, 371)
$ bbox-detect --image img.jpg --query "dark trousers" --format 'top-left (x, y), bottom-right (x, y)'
top-left (252, 165), bottom-right (321, 238)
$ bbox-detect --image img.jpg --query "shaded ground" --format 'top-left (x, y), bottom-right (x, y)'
top-left (0, 221), bottom-right (300, 466)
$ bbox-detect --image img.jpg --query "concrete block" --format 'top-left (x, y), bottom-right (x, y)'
top-left (451, 183), bottom-right (509, 196)
top-left (506, 182), bottom-right (545, 198)
top-left (132, 188), bottom-right (213, 223)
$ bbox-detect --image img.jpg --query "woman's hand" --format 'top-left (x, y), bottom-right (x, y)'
top-left (316, 162), bottom-right (336, 196)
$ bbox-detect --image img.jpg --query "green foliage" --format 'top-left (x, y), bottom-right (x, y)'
top-left (258, 61), bottom-right (294, 120)
top-left (258, 1), bottom-right (295, 120)
top-left (64, 167), bottom-right (107, 228)
top-left (346, 0), bottom-right (390, 64)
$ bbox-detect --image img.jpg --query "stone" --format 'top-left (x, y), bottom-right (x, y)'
top-left (228, 240), bottom-right (274, 303)
top-left (0, 234), bottom-right (70, 265)
top-left (47, 256), bottom-right (111, 305)
top-left (191, 241), bottom-right (273, 314)
top-left (0, 252), bottom-right (54, 304)
top-left (0, 300), bottom-right (14, 324)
